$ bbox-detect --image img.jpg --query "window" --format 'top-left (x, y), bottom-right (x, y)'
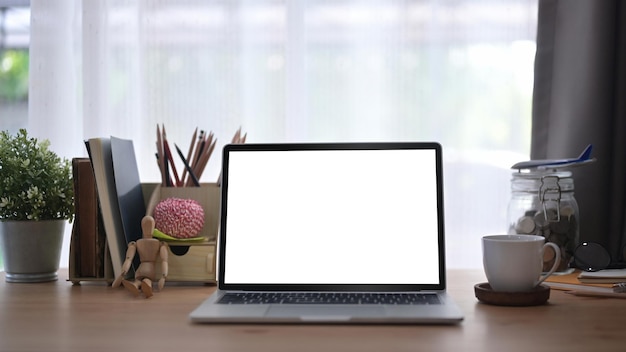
top-left (0, 1), bottom-right (29, 270)
top-left (25, 0), bottom-right (537, 270)
top-left (0, 4), bottom-right (29, 135)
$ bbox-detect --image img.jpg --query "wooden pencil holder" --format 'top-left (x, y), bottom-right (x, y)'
top-left (144, 183), bottom-right (220, 283)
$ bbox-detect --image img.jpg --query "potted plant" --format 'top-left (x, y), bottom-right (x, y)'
top-left (0, 129), bottom-right (74, 282)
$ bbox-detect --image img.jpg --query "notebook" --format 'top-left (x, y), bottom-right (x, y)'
top-left (189, 142), bottom-right (464, 324)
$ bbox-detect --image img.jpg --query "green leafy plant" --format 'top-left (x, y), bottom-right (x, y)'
top-left (0, 129), bottom-right (74, 221)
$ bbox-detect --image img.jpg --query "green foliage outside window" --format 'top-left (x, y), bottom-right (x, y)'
top-left (0, 50), bottom-right (29, 101)
top-left (0, 50), bottom-right (30, 269)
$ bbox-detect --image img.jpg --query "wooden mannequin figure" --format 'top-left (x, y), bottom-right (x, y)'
top-left (113, 216), bottom-right (168, 298)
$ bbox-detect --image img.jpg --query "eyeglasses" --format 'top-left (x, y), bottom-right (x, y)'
top-left (573, 242), bottom-right (612, 272)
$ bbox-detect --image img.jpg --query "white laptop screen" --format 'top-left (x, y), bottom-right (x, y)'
top-left (220, 143), bottom-right (444, 289)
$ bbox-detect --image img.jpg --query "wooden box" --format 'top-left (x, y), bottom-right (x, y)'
top-left (145, 183), bottom-right (219, 283)
top-left (69, 183), bottom-right (220, 284)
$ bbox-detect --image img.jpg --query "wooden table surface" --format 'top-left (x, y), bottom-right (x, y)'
top-left (1, 269), bottom-right (625, 352)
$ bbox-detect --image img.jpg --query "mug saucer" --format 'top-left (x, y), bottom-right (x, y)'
top-left (474, 282), bottom-right (551, 306)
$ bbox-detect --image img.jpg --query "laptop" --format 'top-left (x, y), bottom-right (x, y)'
top-left (189, 142), bottom-right (464, 324)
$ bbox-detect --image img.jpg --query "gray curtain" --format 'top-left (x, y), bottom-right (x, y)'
top-left (532, 0), bottom-right (626, 262)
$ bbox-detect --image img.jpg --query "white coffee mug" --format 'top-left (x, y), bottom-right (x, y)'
top-left (482, 234), bottom-right (561, 292)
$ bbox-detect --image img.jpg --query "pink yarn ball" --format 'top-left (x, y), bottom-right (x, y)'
top-left (153, 197), bottom-right (205, 239)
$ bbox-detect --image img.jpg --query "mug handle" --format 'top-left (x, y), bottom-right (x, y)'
top-left (535, 242), bottom-right (561, 286)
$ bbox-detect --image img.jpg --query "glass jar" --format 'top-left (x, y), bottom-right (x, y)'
top-left (507, 170), bottom-right (579, 274)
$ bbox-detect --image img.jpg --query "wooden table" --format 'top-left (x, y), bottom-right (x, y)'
top-left (1, 269), bottom-right (625, 352)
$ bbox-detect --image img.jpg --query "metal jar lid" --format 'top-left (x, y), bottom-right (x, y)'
top-left (511, 170), bottom-right (574, 193)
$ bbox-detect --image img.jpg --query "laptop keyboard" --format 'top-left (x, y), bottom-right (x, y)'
top-left (217, 292), bottom-right (441, 305)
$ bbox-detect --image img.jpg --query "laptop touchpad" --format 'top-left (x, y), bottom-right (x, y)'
top-left (267, 306), bottom-right (385, 320)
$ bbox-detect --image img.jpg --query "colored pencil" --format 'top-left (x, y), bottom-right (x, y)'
top-left (175, 144), bottom-right (200, 187)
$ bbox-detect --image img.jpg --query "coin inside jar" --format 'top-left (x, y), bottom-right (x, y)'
top-left (515, 216), bottom-right (536, 234)
top-left (543, 245), bottom-right (556, 262)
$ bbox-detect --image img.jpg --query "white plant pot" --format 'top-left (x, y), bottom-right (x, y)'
top-left (0, 220), bottom-right (65, 283)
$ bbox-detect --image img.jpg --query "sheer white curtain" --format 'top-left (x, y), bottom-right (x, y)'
top-left (29, 0), bottom-right (537, 269)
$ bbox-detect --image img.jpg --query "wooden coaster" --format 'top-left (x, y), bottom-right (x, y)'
top-left (474, 283), bottom-right (550, 306)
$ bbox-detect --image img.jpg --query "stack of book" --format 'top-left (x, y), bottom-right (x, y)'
top-left (544, 269), bottom-right (626, 299)
top-left (577, 269), bottom-right (626, 284)
top-left (69, 137), bottom-right (146, 284)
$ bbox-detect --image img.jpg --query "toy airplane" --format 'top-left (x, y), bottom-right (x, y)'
top-left (511, 144), bottom-right (596, 170)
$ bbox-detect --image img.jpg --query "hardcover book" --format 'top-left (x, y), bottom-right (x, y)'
top-left (87, 137), bottom-right (143, 278)
top-left (72, 158), bottom-right (98, 277)
top-left (87, 138), bottom-right (126, 278)
top-left (110, 136), bottom-right (145, 269)
top-left (71, 157), bottom-right (111, 279)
